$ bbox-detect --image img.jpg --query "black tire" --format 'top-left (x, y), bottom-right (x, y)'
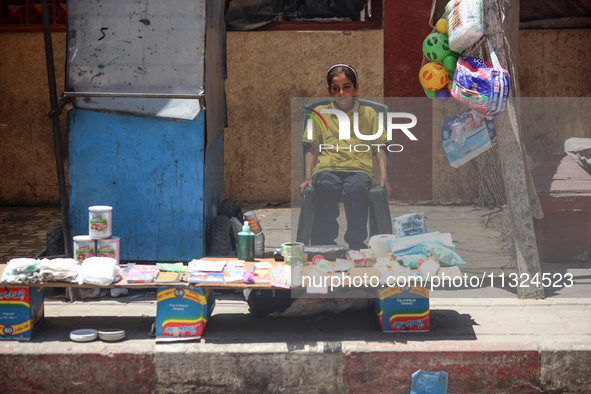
top-left (218, 198), bottom-right (243, 223)
top-left (209, 215), bottom-right (231, 256)
top-left (46, 221), bottom-right (65, 257)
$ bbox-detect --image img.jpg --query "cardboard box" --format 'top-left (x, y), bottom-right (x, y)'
top-left (155, 287), bottom-right (215, 341)
top-left (375, 285), bottom-right (429, 332)
top-left (0, 287), bottom-right (45, 341)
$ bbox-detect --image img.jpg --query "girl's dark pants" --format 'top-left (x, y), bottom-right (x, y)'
top-left (310, 171), bottom-right (372, 250)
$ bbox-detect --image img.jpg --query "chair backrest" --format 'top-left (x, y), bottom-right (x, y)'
top-left (300, 99), bottom-right (390, 174)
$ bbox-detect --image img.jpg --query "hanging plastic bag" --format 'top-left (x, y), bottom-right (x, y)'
top-left (446, 0), bottom-right (484, 53)
top-left (451, 40), bottom-right (511, 116)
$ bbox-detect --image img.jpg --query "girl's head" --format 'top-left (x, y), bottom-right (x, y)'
top-left (326, 64), bottom-right (359, 111)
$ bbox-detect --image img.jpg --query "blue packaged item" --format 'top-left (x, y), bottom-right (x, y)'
top-left (441, 107), bottom-right (496, 168)
top-left (451, 41), bottom-right (510, 117)
top-left (411, 369), bottom-right (448, 394)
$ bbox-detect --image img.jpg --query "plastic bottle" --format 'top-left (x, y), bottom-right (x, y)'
top-left (237, 221), bottom-right (255, 261)
top-left (255, 231), bottom-right (265, 258)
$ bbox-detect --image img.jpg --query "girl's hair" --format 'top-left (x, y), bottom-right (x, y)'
top-left (326, 64), bottom-right (358, 86)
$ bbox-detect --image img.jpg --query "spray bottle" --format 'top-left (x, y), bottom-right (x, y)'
top-left (237, 221), bottom-right (255, 261)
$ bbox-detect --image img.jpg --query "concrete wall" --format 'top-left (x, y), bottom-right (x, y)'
top-left (224, 30), bottom-right (384, 204)
top-left (518, 29), bottom-right (591, 157)
top-left (0, 33), bottom-right (68, 205)
top-left (1, 28), bottom-right (589, 206)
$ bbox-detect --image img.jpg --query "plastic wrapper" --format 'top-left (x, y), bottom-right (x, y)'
top-left (389, 232), bottom-right (450, 256)
top-left (274, 244), bottom-right (349, 261)
top-left (564, 137), bottom-right (591, 174)
top-left (446, 0), bottom-right (483, 53)
top-left (1, 258), bottom-right (42, 284)
top-left (441, 107), bottom-right (496, 168)
top-left (411, 369), bottom-right (448, 394)
top-left (76, 257), bottom-right (119, 286)
top-left (450, 42), bottom-right (511, 116)
top-left (393, 212), bottom-right (427, 237)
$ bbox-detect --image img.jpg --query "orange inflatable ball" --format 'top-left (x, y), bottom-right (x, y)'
top-left (419, 62), bottom-right (448, 91)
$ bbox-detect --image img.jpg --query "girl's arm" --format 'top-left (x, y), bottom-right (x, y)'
top-left (300, 145), bottom-right (318, 196)
top-left (376, 149), bottom-right (392, 198)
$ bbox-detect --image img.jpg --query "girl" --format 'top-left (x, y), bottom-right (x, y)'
top-left (300, 64), bottom-right (392, 249)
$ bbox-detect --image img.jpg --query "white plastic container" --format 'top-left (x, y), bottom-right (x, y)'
top-left (73, 235), bottom-right (96, 262)
top-left (89, 205), bottom-right (112, 239)
top-left (97, 236), bottom-right (120, 264)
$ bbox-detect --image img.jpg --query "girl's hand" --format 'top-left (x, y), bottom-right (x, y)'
top-left (300, 178), bottom-right (313, 196)
top-left (381, 177), bottom-right (393, 199)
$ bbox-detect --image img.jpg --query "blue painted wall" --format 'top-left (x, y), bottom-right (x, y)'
top-left (69, 109), bottom-right (208, 261)
top-left (203, 131), bottom-right (225, 254)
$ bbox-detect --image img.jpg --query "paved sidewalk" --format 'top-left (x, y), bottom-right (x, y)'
top-left (1, 205), bottom-right (590, 392)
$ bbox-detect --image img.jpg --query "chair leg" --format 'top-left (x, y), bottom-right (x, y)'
top-left (368, 186), bottom-right (393, 236)
top-left (296, 186), bottom-right (316, 245)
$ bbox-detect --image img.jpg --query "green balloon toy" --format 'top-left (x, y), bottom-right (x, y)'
top-left (424, 88), bottom-right (437, 98)
top-left (443, 55), bottom-right (458, 72)
top-left (422, 32), bottom-right (452, 63)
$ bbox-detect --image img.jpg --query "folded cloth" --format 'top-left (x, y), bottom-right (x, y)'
top-left (38, 258), bottom-right (80, 282)
top-left (1, 258), bottom-right (41, 284)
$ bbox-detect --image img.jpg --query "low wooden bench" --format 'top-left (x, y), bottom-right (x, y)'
top-left (530, 154), bottom-right (591, 262)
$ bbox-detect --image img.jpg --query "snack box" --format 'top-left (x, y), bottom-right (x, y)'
top-left (0, 287), bottom-right (45, 341)
top-left (155, 287), bottom-right (215, 341)
top-left (375, 285), bottom-right (429, 332)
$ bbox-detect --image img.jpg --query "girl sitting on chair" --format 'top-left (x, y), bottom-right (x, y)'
top-left (300, 64), bottom-right (392, 250)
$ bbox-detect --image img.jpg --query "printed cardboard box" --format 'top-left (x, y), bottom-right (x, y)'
top-left (155, 287), bottom-right (215, 341)
top-left (0, 287), bottom-right (45, 341)
top-left (375, 285), bottom-right (429, 332)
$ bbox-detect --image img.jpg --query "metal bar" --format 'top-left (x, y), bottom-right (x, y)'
top-left (63, 92), bottom-right (204, 99)
top-left (41, 0), bottom-right (72, 258)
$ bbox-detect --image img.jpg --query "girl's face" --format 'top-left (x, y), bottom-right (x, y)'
top-left (327, 73), bottom-right (358, 111)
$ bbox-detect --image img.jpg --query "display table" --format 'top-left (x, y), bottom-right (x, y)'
top-left (0, 257), bottom-right (431, 340)
top-left (0, 258), bottom-right (282, 290)
top-left (0, 258), bottom-right (284, 341)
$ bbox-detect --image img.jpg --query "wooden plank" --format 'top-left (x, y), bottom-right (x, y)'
top-left (484, 0), bottom-right (545, 298)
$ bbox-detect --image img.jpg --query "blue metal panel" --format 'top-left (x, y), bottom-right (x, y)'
top-left (69, 109), bottom-right (205, 261)
top-left (203, 131), bottom-right (225, 255)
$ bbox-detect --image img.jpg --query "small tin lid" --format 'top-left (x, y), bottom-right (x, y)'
top-left (97, 236), bottom-right (120, 242)
top-left (73, 235), bottom-right (94, 242)
top-left (88, 205), bottom-right (113, 212)
top-left (70, 329), bottom-right (98, 342)
top-left (98, 329), bottom-right (126, 342)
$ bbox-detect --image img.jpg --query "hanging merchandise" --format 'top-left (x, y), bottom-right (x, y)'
top-left (419, 18), bottom-right (462, 100)
top-left (419, 62), bottom-right (449, 92)
top-left (446, 0), bottom-right (484, 53)
top-left (450, 41), bottom-right (511, 116)
top-left (441, 107), bottom-right (497, 168)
